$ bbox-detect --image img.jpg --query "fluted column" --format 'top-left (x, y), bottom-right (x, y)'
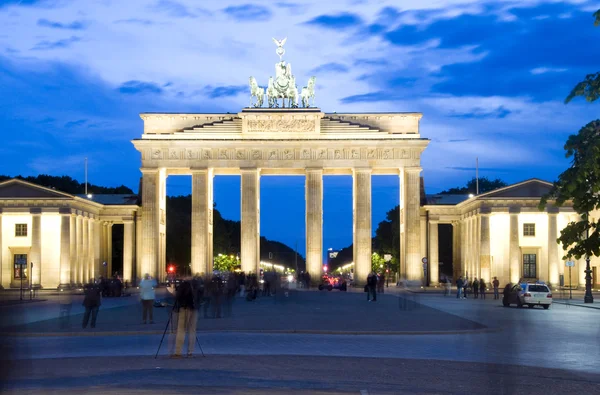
top-left (93, 220), bottom-right (100, 279)
top-left (59, 210), bottom-right (71, 287)
top-left (452, 221), bottom-right (461, 279)
top-left (83, 216), bottom-right (90, 282)
top-left (107, 223), bottom-right (113, 277)
top-left (509, 208), bottom-right (520, 283)
top-left (30, 210), bottom-right (41, 287)
top-left (305, 168), bottom-right (323, 280)
top-left (191, 169), bottom-right (214, 276)
top-left (403, 167), bottom-right (422, 281)
top-left (429, 220), bottom-right (439, 285)
top-left (69, 214), bottom-right (76, 285)
top-left (123, 220), bottom-right (134, 282)
top-left (75, 215), bottom-right (83, 284)
top-left (480, 210), bottom-right (491, 282)
top-left (88, 217), bottom-right (95, 281)
top-left (141, 169), bottom-right (161, 278)
top-left (135, 214), bottom-right (142, 282)
top-left (548, 211), bottom-right (559, 286)
top-left (353, 168), bottom-right (372, 285)
top-left (241, 169), bottom-right (260, 274)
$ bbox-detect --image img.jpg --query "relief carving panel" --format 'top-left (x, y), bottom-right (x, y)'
top-left (247, 119), bottom-right (315, 133)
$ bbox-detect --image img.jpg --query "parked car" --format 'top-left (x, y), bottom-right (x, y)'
top-left (502, 282), bottom-right (552, 309)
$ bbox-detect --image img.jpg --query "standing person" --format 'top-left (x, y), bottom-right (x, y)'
top-left (492, 277), bottom-right (500, 300)
top-left (139, 273), bottom-right (156, 324)
top-left (367, 272), bottom-right (377, 302)
top-left (445, 276), bottom-right (452, 296)
top-left (378, 273), bottom-right (385, 294)
top-left (172, 280), bottom-right (197, 358)
top-left (82, 280), bottom-right (101, 329)
top-left (479, 278), bottom-right (486, 299)
top-left (463, 276), bottom-right (469, 299)
top-left (472, 278), bottom-right (479, 299)
top-left (456, 276), bottom-right (464, 299)
top-left (58, 291), bottom-right (73, 329)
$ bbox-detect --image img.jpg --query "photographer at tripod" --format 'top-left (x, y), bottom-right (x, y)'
top-left (171, 280), bottom-right (199, 358)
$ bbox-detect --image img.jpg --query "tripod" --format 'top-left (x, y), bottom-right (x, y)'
top-left (155, 300), bottom-right (205, 359)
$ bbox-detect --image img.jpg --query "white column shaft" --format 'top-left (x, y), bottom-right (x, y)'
top-left (123, 221), bottom-right (134, 282)
top-left (509, 211), bottom-right (520, 283)
top-left (241, 169), bottom-right (260, 274)
top-left (353, 169), bottom-right (372, 285)
top-left (107, 224), bottom-right (113, 276)
top-left (83, 217), bottom-right (89, 282)
top-left (305, 169), bottom-right (323, 280)
top-left (59, 214), bottom-right (71, 286)
top-left (480, 214), bottom-right (491, 282)
top-left (88, 218), bottom-right (94, 281)
top-left (141, 170), bottom-right (160, 278)
top-left (452, 222), bottom-right (461, 279)
top-left (192, 169), bottom-right (214, 275)
top-left (30, 213), bottom-right (41, 286)
top-left (548, 213), bottom-right (559, 286)
top-left (404, 168), bottom-right (422, 281)
top-left (429, 221), bottom-right (439, 285)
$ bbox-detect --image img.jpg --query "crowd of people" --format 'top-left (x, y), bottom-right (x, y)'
top-left (455, 276), bottom-right (501, 300)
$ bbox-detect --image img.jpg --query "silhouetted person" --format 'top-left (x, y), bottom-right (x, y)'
top-left (139, 273), bottom-right (156, 324)
top-left (172, 281), bottom-right (197, 358)
top-left (473, 278), bottom-right (479, 299)
top-left (493, 277), bottom-right (500, 299)
top-left (82, 280), bottom-right (101, 329)
top-left (479, 278), bottom-right (486, 299)
top-left (367, 272), bottom-right (377, 302)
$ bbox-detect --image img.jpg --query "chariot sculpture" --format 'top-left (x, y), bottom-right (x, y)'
top-left (248, 38), bottom-right (316, 108)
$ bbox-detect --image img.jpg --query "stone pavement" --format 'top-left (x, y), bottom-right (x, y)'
top-left (1, 290), bottom-right (486, 335)
top-left (1, 355), bottom-right (599, 394)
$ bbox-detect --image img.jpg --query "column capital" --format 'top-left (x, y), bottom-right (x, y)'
top-left (240, 168), bottom-right (260, 174)
top-left (404, 167), bottom-right (423, 174)
top-left (305, 167), bottom-right (323, 173)
top-left (429, 219), bottom-right (439, 225)
top-left (30, 208), bottom-right (42, 215)
top-left (479, 206), bottom-right (492, 215)
top-left (547, 207), bottom-right (559, 214)
top-left (508, 206), bottom-right (521, 214)
top-left (140, 168), bottom-right (159, 174)
top-left (190, 168), bottom-right (213, 174)
top-left (352, 168), bottom-right (372, 175)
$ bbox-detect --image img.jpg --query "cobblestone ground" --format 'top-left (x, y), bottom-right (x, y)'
top-left (1, 355), bottom-right (599, 394)
top-left (1, 290), bottom-right (485, 334)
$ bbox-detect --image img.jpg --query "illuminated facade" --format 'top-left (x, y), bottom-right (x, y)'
top-left (0, 179), bottom-right (139, 289)
top-left (423, 179), bottom-right (599, 288)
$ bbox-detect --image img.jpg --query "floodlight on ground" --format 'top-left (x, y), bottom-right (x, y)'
top-left (87, 194), bottom-right (93, 199)
top-left (468, 194), bottom-right (474, 198)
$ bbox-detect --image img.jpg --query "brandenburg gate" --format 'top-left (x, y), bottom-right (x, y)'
top-left (132, 40), bottom-right (429, 284)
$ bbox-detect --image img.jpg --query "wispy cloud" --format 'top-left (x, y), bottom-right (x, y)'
top-left (448, 106), bottom-right (513, 119)
top-left (203, 85), bottom-right (246, 98)
top-left (37, 18), bottom-right (86, 30)
top-left (118, 81), bottom-right (163, 95)
top-left (31, 36), bottom-right (81, 50)
top-left (311, 62), bottom-right (349, 74)
top-left (223, 4), bottom-right (272, 21)
top-left (113, 18), bottom-right (157, 26)
top-left (305, 12), bottom-right (363, 29)
top-left (151, 0), bottom-right (196, 18)
top-left (448, 139), bottom-right (469, 143)
top-left (64, 119), bottom-right (86, 128)
top-left (445, 166), bottom-right (511, 172)
top-left (530, 67), bottom-right (568, 75)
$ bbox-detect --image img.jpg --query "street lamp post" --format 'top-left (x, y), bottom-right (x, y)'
top-left (584, 214), bottom-right (594, 303)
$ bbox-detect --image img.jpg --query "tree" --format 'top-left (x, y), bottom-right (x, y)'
top-left (564, 10), bottom-right (600, 104)
top-left (371, 252), bottom-right (386, 273)
top-left (213, 254), bottom-right (239, 272)
top-left (439, 177), bottom-right (507, 195)
top-left (540, 10), bottom-right (600, 261)
top-left (0, 174), bottom-right (134, 194)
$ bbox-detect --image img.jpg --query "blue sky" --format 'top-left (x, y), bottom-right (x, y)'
top-left (1, 0), bottom-right (598, 259)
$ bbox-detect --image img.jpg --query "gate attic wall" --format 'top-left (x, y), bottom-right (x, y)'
top-left (132, 108), bottom-right (429, 285)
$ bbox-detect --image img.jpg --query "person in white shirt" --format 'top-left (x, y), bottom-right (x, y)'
top-left (139, 273), bottom-right (157, 324)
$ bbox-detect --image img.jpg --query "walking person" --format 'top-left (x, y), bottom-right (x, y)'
top-left (456, 276), bottom-right (464, 299)
top-left (82, 279), bottom-right (101, 329)
top-left (172, 280), bottom-right (198, 358)
top-left (139, 273), bottom-right (156, 324)
top-left (445, 276), bottom-right (452, 296)
top-left (492, 277), bottom-right (500, 300)
top-left (472, 278), bottom-right (479, 299)
top-left (479, 278), bottom-right (486, 299)
top-left (367, 272), bottom-right (377, 302)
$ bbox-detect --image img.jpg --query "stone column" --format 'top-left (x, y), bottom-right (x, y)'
top-left (135, 213), bottom-right (142, 283)
top-left (30, 209), bottom-right (42, 287)
top-left (123, 220), bottom-right (134, 282)
top-left (76, 215), bottom-right (83, 284)
top-left (93, 220), bottom-right (100, 279)
top-left (479, 209), bottom-right (491, 282)
top-left (429, 220), bottom-right (439, 285)
top-left (141, 169), bottom-right (160, 278)
top-left (59, 210), bottom-right (71, 287)
top-left (403, 167), bottom-right (422, 281)
top-left (88, 217), bottom-right (95, 281)
top-left (509, 208), bottom-right (520, 283)
top-left (353, 168), bottom-right (372, 285)
top-left (191, 169), bottom-right (214, 276)
top-left (107, 223), bottom-right (113, 277)
top-left (305, 168), bottom-right (323, 280)
top-left (398, 168), bottom-right (406, 278)
top-left (452, 221), bottom-right (461, 279)
top-left (82, 216), bottom-right (89, 283)
top-left (547, 211), bottom-right (559, 286)
top-left (241, 169), bottom-right (260, 274)
top-left (69, 214), bottom-right (76, 285)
